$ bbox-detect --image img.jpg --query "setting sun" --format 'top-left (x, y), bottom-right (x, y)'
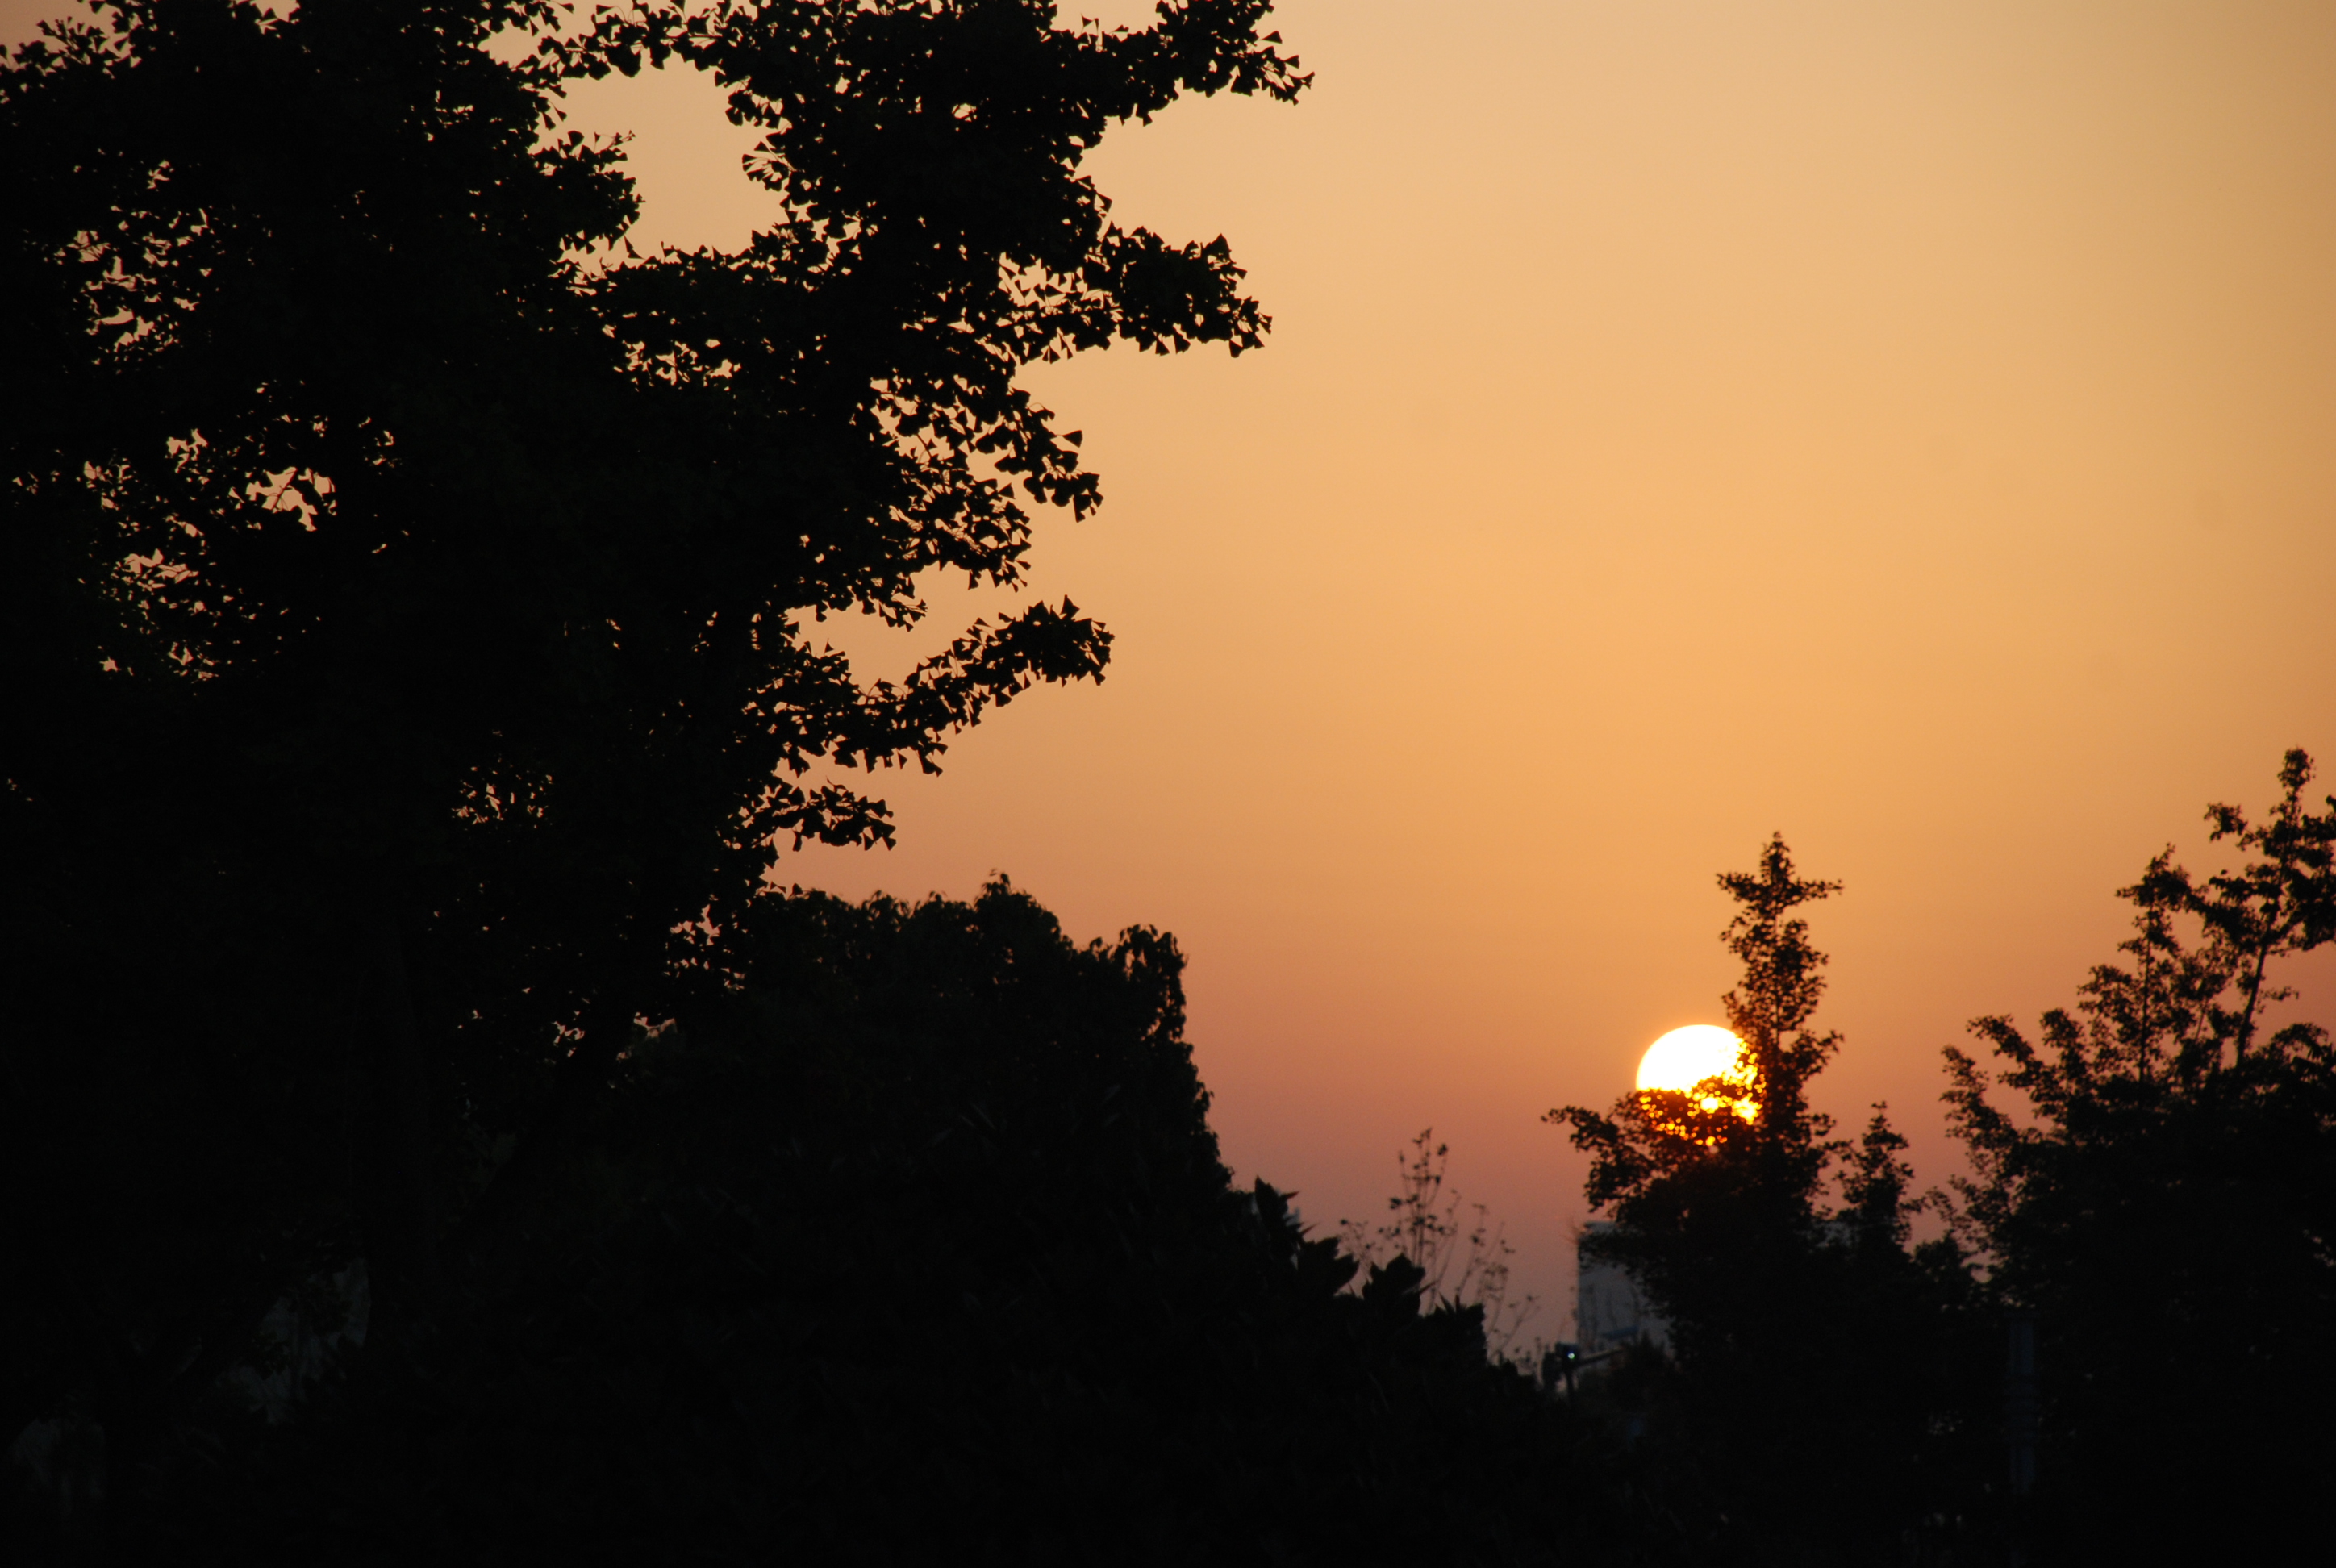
top-left (1637, 1025), bottom-right (1756, 1120)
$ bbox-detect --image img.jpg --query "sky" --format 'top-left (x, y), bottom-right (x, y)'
top-left (15, 0), bottom-right (2335, 1330)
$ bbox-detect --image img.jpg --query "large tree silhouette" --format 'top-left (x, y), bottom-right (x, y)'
top-left (1552, 838), bottom-right (1981, 1563)
top-left (1, 0), bottom-right (1304, 1475)
top-left (1944, 750), bottom-right (2336, 1561)
top-left (107, 880), bottom-right (1632, 1564)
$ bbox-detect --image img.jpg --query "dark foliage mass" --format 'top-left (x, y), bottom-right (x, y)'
top-left (7, 2), bottom-right (2333, 1562)
top-left (1555, 758), bottom-right (2336, 1565)
top-left (1943, 751), bottom-right (2336, 1561)
top-left (1554, 842), bottom-right (1992, 1565)
top-left (1, 4), bottom-right (1621, 1562)
top-left (91, 883), bottom-right (1611, 1564)
top-left (2, 0), bottom-right (1299, 1476)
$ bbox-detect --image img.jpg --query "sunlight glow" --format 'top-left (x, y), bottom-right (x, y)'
top-left (1636, 1025), bottom-right (1756, 1120)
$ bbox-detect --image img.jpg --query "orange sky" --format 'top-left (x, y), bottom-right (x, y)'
top-left (19, 0), bottom-right (2335, 1329)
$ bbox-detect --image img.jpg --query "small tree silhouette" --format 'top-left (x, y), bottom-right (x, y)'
top-left (1339, 1129), bottom-right (1537, 1357)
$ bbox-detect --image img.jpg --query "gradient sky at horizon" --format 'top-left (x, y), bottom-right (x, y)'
top-left (15, 0), bottom-right (2334, 1325)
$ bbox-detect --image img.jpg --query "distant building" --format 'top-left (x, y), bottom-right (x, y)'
top-left (1575, 1221), bottom-right (1667, 1360)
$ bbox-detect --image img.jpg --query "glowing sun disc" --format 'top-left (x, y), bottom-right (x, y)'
top-left (1637, 1024), bottom-right (1755, 1118)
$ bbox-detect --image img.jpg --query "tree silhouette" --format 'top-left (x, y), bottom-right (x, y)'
top-left (1, 0), bottom-right (1304, 1504)
top-left (1944, 749), bottom-right (2336, 1561)
top-left (71, 881), bottom-right (1634, 1563)
top-left (1551, 837), bottom-right (1980, 1563)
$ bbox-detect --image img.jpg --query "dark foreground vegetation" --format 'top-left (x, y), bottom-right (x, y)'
top-left (1556, 761), bottom-right (2336, 1563)
top-left (6, 2), bottom-right (2334, 1562)
top-left (48, 881), bottom-right (1623, 1562)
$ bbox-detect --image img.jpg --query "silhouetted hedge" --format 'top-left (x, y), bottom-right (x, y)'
top-left (128, 883), bottom-right (1641, 1565)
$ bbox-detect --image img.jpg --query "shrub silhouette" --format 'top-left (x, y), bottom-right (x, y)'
top-left (122, 882), bottom-right (1630, 1565)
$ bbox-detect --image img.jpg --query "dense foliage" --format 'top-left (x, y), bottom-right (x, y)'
top-left (6, 2), bottom-right (2329, 1561)
top-left (2, 0), bottom-right (1302, 1474)
top-left (1555, 760), bottom-right (2336, 1564)
top-left (65, 882), bottom-right (1611, 1563)
top-left (1944, 750), bottom-right (2336, 1559)
top-left (1553, 841), bottom-right (1987, 1564)
top-left (1, 7), bottom-right (1629, 1562)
